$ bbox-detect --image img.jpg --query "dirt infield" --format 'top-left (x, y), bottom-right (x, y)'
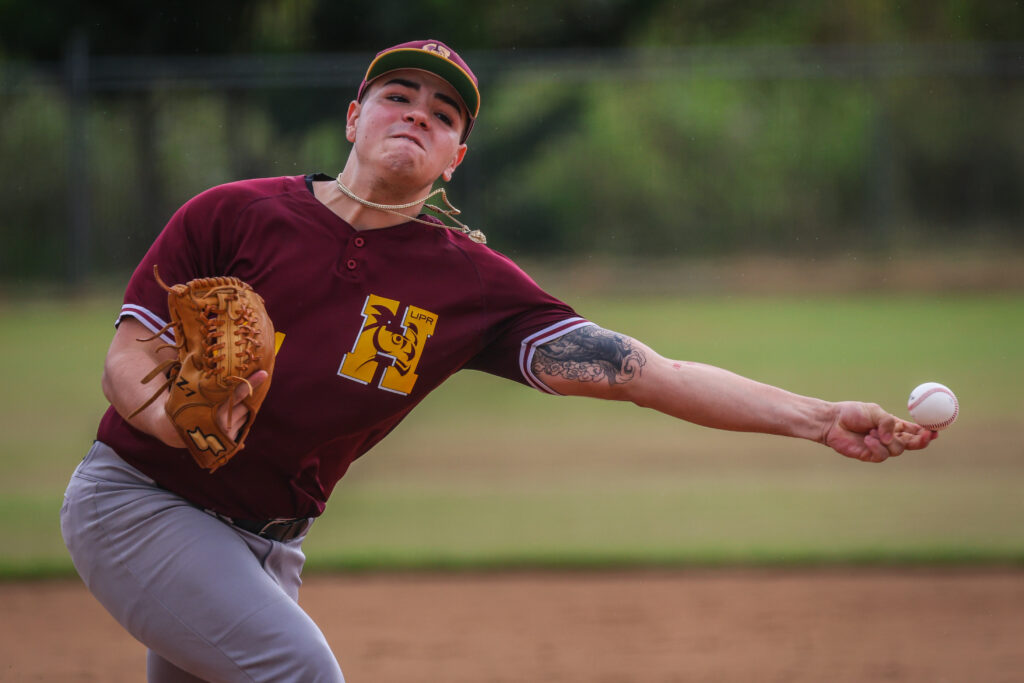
top-left (2, 568), bottom-right (1022, 682)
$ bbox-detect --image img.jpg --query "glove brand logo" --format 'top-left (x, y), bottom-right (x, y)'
top-left (175, 376), bottom-right (196, 397)
top-left (338, 294), bottom-right (438, 395)
top-left (186, 427), bottom-right (226, 456)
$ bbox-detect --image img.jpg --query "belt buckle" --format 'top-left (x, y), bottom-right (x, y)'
top-left (257, 519), bottom-right (288, 536)
top-left (259, 517), bottom-right (306, 542)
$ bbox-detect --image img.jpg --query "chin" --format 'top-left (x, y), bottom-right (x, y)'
top-left (376, 164), bottom-right (432, 196)
top-left (379, 154), bottom-right (436, 188)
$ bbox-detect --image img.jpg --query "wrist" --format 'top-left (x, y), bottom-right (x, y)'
top-left (808, 399), bottom-right (840, 445)
top-left (132, 400), bottom-right (184, 448)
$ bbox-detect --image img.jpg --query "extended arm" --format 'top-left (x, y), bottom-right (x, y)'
top-left (530, 325), bottom-right (935, 462)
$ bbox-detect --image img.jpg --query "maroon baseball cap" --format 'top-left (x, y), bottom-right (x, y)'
top-left (356, 39), bottom-right (480, 142)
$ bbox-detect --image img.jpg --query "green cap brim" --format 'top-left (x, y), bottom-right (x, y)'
top-left (365, 49), bottom-right (480, 120)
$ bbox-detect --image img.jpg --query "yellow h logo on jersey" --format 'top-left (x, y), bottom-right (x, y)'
top-left (338, 294), bottom-right (438, 395)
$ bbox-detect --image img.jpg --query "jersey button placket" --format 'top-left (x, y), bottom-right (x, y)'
top-left (340, 234), bottom-right (365, 279)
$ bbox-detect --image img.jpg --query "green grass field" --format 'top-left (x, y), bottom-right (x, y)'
top-left (1, 289), bottom-right (1022, 577)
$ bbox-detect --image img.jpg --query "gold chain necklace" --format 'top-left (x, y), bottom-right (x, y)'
top-left (335, 174), bottom-right (486, 244)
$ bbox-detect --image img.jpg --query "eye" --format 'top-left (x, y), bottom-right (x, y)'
top-left (386, 94), bottom-right (409, 103)
top-left (435, 111), bottom-right (454, 126)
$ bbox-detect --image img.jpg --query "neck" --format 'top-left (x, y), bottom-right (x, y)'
top-left (313, 171), bottom-right (487, 243)
top-left (336, 175), bottom-right (436, 212)
top-left (324, 172), bottom-right (433, 230)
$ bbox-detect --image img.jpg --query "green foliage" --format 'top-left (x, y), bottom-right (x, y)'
top-left (1, 2), bottom-right (1023, 283)
top-left (890, 78), bottom-right (1024, 229)
top-left (483, 75), bottom-right (886, 256)
top-left (2, 54), bottom-right (1023, 283)
top-left (631, 1), bottom-right (1024, 45)
top-left (0, 86), bottom-right (68, 280)
top-left (2, 1), bottom-right (1022, 63)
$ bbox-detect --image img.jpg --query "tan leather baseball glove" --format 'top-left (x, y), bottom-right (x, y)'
top-left (129, 266), bottom-right (275, 472)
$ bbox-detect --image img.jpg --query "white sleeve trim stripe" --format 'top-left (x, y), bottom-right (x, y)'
top-left (518, 317), bottom-right (595, 395)
top-left (118, 304), bottom-right (175, 345)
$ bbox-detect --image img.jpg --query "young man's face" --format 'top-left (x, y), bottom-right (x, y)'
top-left (347, 69), bottom-right (468, 188)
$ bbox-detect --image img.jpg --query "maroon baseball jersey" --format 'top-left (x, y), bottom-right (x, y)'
top-left (97, 174), bottom-right (591, 520)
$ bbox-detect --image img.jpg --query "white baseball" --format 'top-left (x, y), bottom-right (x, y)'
top-left (907, 382), bottom-right (959, 430)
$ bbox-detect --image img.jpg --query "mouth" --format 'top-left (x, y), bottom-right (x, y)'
top-left (392, 133), bottom-right (425, 150)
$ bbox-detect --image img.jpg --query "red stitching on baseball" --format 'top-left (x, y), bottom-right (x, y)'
top-left (908, 387), bottom-right (959, 428)
top-left (908, 387), bottom-right (953, 412)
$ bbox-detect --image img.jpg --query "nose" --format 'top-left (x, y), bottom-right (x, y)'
top-left (404, 108), bottom-right (429, 129)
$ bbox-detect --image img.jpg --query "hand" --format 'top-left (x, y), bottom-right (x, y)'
top-left (823, 401), bottom-right (937, 463)
top-left (217, 370), bottom-right (269, 440)
top-left (136, 369), bottom-right (268, 448)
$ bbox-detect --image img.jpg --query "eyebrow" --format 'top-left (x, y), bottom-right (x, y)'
top-left (382, 77), bottom-right (462, 113)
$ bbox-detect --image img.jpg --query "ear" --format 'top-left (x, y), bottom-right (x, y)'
top-left (345, 100), bottom-right (361, 144)
top-left (441, 144), bottom-right (468, 182)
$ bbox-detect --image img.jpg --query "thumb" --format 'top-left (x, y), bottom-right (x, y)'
top-left (232, 370), bottom-right (269, 403)
top-left (867, 404), bottom-right (897, 445)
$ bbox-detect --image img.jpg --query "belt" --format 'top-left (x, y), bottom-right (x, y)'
top-left (231, 517), bottom-right (311, 543)
top-left (205, 509), bottom-right (311, 543)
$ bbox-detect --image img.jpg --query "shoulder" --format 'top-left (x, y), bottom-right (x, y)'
top-left (181, 175), bottom-right (307, 216)
top-left (438, 227), bottom-right (529, 275)
top-left (434, 229), bottom-right (563, 308)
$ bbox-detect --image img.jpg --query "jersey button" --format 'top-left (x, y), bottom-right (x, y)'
top-left (353, 237), bottom-right (365, 248)
top-left (346, 258), bottom-right (358, 270)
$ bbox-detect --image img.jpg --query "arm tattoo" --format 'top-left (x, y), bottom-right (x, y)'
top-left (531, 326), bottom-right (646, 385)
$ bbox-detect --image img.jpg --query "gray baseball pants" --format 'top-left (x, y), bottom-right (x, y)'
top-left (60, 441), bottom-right (345, 682)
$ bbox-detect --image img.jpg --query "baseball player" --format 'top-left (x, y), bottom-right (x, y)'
top-left (60, 39), bottom-right (937, 682)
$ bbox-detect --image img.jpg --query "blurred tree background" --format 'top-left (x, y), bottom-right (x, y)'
top-left (0, 0), bottom-right (1021, 286)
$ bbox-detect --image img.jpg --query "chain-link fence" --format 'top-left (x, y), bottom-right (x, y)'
top-left (2, 42), bottom-right (1022, 285)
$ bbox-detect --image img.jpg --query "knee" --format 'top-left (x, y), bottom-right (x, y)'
top-left (273, 635), bottom-right (345, 683)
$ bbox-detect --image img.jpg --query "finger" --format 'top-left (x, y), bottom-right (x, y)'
top-left (219, 400), bottom-right (252, 440)
top-left (901, 429), bottom-right (938, 450)
top-left (247, 369), bottom-right (269, 391)
top-left (872, 409), bottom-right (897, 446)
top-left (885, 436), bottom-right (906, 458)
top-left (231, 370), bottom-right (269, 404)
top-left (861, 431), bottom-right (890, 462)
top-left (894, 419), bottom-right (938, 447)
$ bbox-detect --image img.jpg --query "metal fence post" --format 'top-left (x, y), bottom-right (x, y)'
top-left (65, 31), bottom-right (90, 288)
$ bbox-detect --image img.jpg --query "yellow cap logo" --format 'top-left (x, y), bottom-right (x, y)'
top-left (423, 43), bottom-right (451, 60)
